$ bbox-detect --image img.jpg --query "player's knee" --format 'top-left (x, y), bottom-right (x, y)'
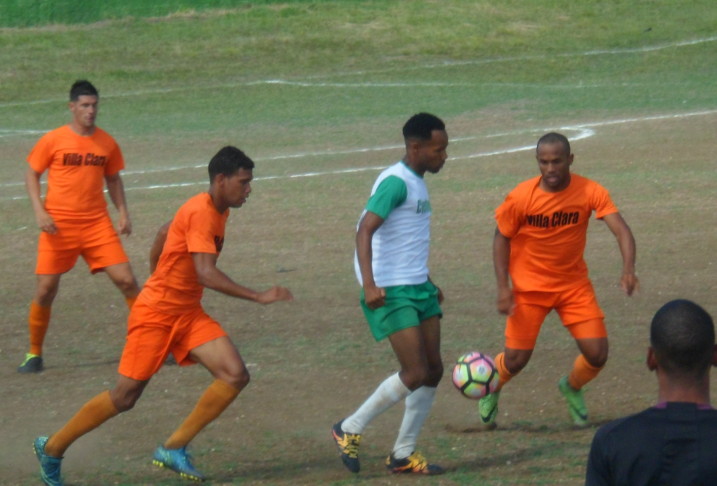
top-left (425, 362), bottom-right (443, 387)
top-left (585, 350), bottom-right (608, 368)
top-left (111, 390), bottom-right (142, 412)
top-left (35, 283), bottom-right (59, 305)
top-left (504, 355), bottom-right (529, 375)
top-left (114, 275), bottom-right (139, 295)
top-left (224, 366), bottom-right (250, 390)
top-left (400, 367), bottom-right (428, 391)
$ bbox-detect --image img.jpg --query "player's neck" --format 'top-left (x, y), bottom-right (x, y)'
top-left (657, 375), bottom-right (711, 406)
top-left (69, 122), bottom-right (96, 136)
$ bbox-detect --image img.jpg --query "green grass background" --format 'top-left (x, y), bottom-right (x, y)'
top-left (1, 1), bottom-right (716, 485)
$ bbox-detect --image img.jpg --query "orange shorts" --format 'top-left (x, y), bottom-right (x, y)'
top-left (35, 214), bottom-right (128, 275)
top-left (505, 282), bottom-right (606, 350)
top-left (118, 298), bottom-right (227, 381)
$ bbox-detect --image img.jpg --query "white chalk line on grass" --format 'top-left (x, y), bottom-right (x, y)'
top-left (2, 108), bottom-right (715, 201)
top-left (1, 35), bottom-right (715, 109)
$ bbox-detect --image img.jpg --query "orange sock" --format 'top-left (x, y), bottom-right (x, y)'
top-left (45, 391), bottom-right (119, 457)
top-left (568, 354), bottom-right (603, 390)
top-left (494, 352), bottom-right (516, 392)
top-left (125, 296), bottom-right (137, 309)
top-left (28, 301), bottom-right (51, 356)
top-left (164, 379), bottom-right (240, 450)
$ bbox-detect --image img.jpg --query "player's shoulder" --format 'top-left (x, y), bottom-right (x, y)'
top-left (504, 175), bottom-right (541, 198)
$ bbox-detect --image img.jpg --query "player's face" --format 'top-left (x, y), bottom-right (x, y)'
top-left (536, 141), bottom-right (573, 192)
top-left (221, 168), bottom-right (253, 208)
top-left (416, 129), bottom-right (449, 174)
top-left (69, 95), bottom-right (98, 132)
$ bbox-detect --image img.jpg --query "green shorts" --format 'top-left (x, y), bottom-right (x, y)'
top-left (361, 281), bottom-right (443, 341)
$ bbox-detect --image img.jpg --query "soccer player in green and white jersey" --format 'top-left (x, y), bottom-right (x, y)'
top-left (331, 113), bottom-right (449, 475)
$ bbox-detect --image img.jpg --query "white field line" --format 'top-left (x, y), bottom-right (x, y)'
top-left (1, 35), bottom-right (715, 109)
top-left (2, 109), bottom-right (716, 201)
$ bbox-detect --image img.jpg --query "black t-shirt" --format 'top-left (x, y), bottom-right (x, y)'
top-left (586, 402), bottom-right (717, 486)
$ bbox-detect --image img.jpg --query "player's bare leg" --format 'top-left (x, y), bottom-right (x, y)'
top-left (104, 262), bottom-right (140, 307)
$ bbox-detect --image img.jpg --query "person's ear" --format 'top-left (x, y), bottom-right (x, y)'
top-left (711, 344), bottom-right (717, 367)
top-left (646, 347), bottom-right (658, 371)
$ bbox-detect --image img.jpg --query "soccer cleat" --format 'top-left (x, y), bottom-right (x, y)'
top-left (386, 451), bottom-right (444, 475)
top-left (152, 445), bottom-right (205, 481)
top-left (18, 353), bottom-right (44, 373)
top-left (558, 376), bottom-right (589, 426)
top-left (478, 390), bottom-right (500, 428)
top-left (331, 420), bottom-right (361, 473)
top-left (34, 436), bottom-right (63, 486)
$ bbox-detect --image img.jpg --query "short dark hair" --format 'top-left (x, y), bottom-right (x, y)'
top-left (537, 132), bottom-right (571, 155)
top-left (208, 146), bottom-right (255, 183)
top-left (402, 113), bottom-right (445, 142)
top-left (70, 80), bottom-right (99, 101)
top-left (651, 299), bottom-right (714, 378)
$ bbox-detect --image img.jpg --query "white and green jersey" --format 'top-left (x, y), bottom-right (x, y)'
top-left (354, 161), bottom-right (432, 287)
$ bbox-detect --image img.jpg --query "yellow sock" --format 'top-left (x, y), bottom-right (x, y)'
top-left (568, 354), bottom-right (603, 390)
top-left (45, 391), bottom-right (119, 457)
top-left (164, 380), bottom-right (240, 450)
top-left (28, 301), bottom-right (51, 356)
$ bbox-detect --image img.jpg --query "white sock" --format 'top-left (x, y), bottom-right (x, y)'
top-left (342, 372), bottom-right (411, 434)
top-left (392, 386), bottom-right (436, 459)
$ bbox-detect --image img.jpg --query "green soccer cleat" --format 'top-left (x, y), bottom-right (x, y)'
top-left (331, 420), bottom-right (361, 473)
top-left (386, 451), bottom-right (444, 475)
top-left (478, 390), bottom-right (500, 428)
top-left (34, 436), bottom-right (63, 486)
top-left (152, 445), bottom-right (205, 481)
top-left (18, 353), bottom-right (44, 373)
top-left (558, 376), bottom-right (589, 426)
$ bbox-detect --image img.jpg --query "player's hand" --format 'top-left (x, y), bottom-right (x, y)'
top-left (620, 272), bottom-right (639, 296)
top-left (436, 285), bottom-right (445, 304)
top-left (364, 284), bottom-right (386, 310)
top-left (496, 287), bottom-right (514, 315)
top-left (256, 286), bottom-right (293, 304)
top-left (36, 210), bottom-right (57, 234)
top-left (118, 214), bottom-right (132, 236)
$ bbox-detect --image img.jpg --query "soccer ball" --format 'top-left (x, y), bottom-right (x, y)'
top-left (452, 351), bottom-right (498, 400)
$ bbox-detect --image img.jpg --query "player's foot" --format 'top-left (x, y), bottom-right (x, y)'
top-left (386, 451), bottom-right (444, 475)
top-left (152, 445), bottom-right (205, 481)
top-left (18, 353), bottom-right (43, 373)
top-left (558, 376), bottom-right (588, 426)
top-left (34, 436), bottom-right (63, 486)
top-left (331, 420), bottom-right (361, 473)
top-left (478, 390), bottom-right (500, 428)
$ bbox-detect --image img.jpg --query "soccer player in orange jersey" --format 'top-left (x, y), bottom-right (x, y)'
top-left (19, 80), bottom-right (140, 373)
top-left (478, 132), bottom-right (638, 428)
top-left (33, 146), bottom-right (293, 485)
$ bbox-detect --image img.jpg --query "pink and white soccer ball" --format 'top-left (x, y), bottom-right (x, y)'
top-left (452, 351), bottom-right (498, 400)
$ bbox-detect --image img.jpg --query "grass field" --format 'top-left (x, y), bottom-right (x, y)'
top-left (1, 1), bottom-right (716, 484)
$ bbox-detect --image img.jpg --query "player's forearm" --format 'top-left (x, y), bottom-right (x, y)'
top-left (617, 231), bottom-right (637, 275)
top-left (197, 265), bottom-right (260, 302)
top-left (24, 168), bottom-right (45, 214)
top-left (356, 230), bottom-right (376, 288)
top-left (106, 176), bottom-right (130, 215)
top-left (492, 229), bottom-right (512, 290)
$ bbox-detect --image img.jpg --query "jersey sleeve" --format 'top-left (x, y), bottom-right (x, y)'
top-left (26, 132), bottom-right (53, 173)
top-left (185, 208), bottom-right (222, 255)
top-left (494, 191), bottom-right (522, 238)
top-left (103, 135), bottom-right (125, 176)
top-left (590, 182), bottom-right (619, 219)
top-left (365, 175), bottom-right (408, 219)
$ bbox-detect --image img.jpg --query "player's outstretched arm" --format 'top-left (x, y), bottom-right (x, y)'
top-left (493, 227), bottom-right (514, 315)
top-left (105, 172), bottom-right (132, 235)
top-left (192, 252), bottom-right (293, 304)
top-left (602, 212), bottom-right (638, 296)
top-left (356, 211), bottom-right (386, 310)
top-left (25, 166), bottom-right (56, 234)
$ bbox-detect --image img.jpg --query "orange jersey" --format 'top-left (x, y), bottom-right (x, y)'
top-left (139, 193), bottom-right (229, 314)
top-left (495, 174), bottom-right (618, 292)
top-left (27, 125), bottom-right (125, 221)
